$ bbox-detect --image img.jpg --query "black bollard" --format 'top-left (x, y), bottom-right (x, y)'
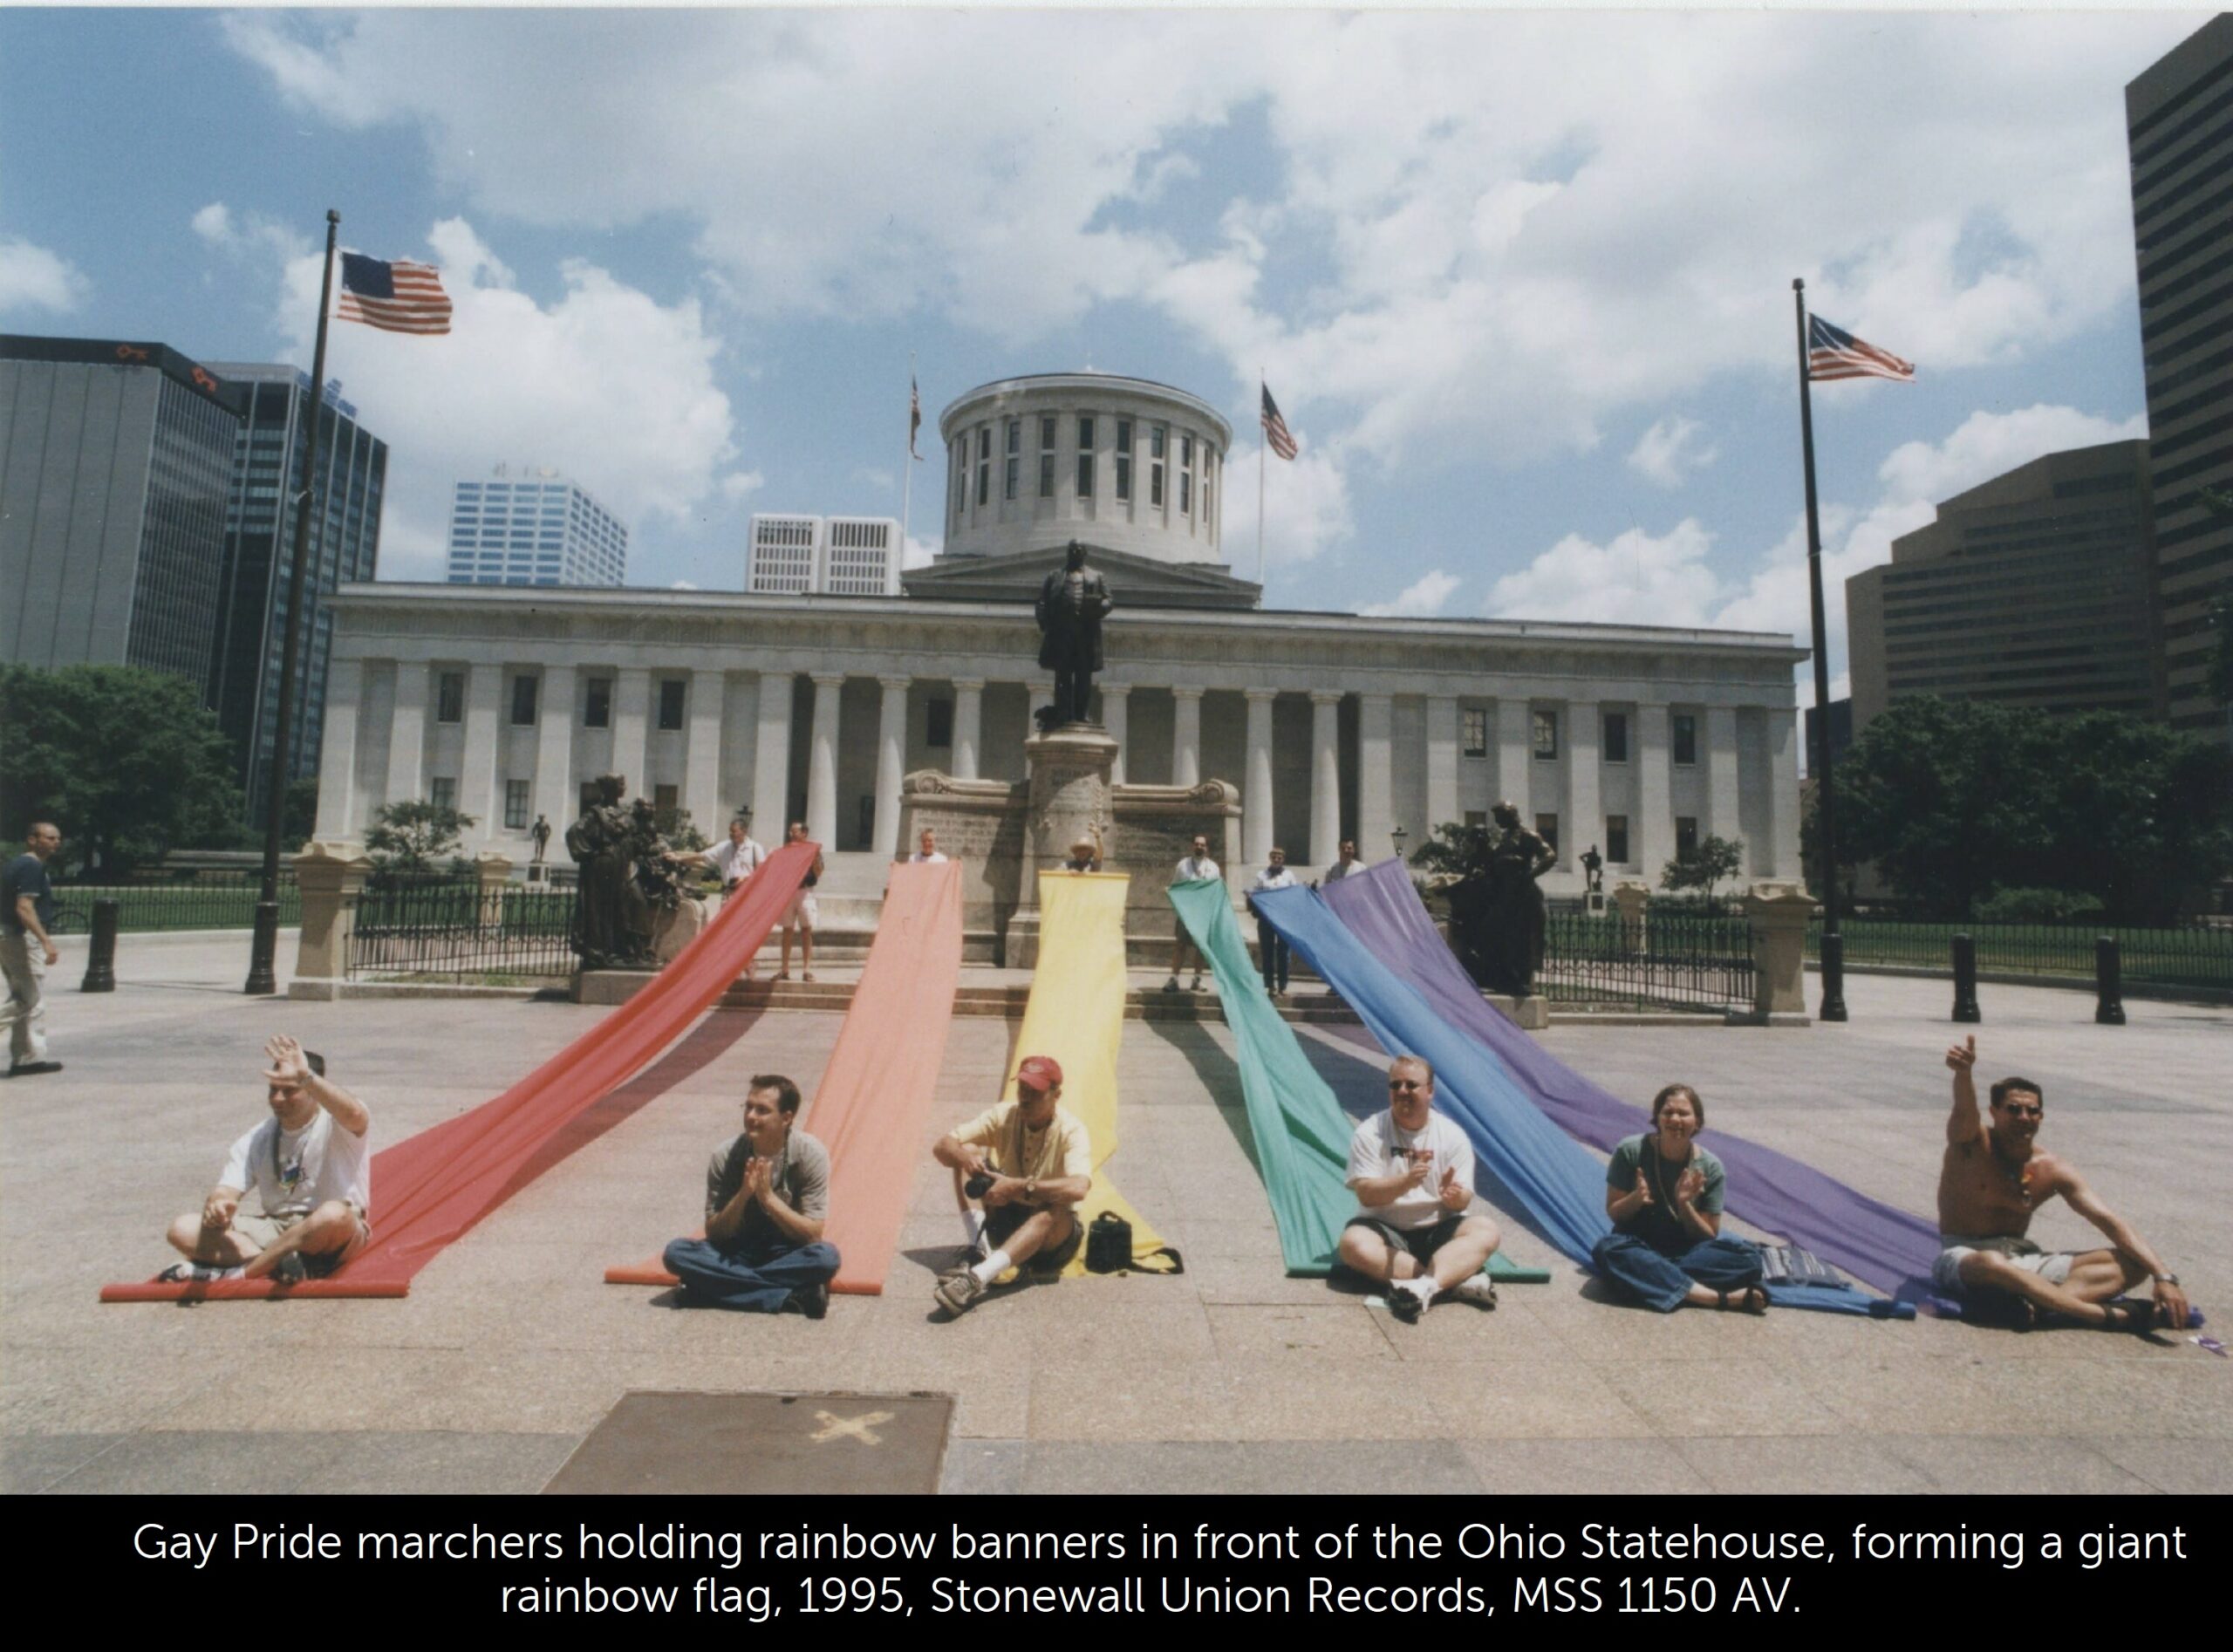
top-left (79, 898), bottom-right (118, 993)
top-left (2094, 935), bottom-right (2126, 1026)
top-left (1950, 932), bottom-right (1981, 1023)
top-left (1818, 932), bottom-right (1848, 1022)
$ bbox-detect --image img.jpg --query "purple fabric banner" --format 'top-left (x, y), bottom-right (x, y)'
top-left (1318, 861), bottom-right (1940, 1300)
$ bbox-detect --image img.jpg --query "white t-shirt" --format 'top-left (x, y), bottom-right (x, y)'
top-left (709, 836), bottom-right (766, 885)
top-left (1321, 858), bottom-right (1360, 883)
top-left (221, 1109), bottom-right (372, 1220)
top-left (909, 850), bottom-right (949, 863)
top-left (1251, 866), bottom-right (1298, 895)
top-left (1346, 1108), bottom-right (1473, 1231)
top-left (1173, 855), bottom-right (1220, 884)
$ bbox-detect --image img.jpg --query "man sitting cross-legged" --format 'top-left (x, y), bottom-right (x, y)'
top-left (1936, 1035), bottom-right (2189, 1332)
top-left (664, 1073), bottom-right (840, 1317)
top-left (164, 1034), bottom-right (372, 1286)
top-left (1337, 1055), bottom-right (1502, 1322)
top-left (931, 1055), bottom-right (1091, 1317)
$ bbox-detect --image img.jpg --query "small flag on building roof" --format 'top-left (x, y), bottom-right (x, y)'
top-left (337, 252), bottom-right (453, 336)
top-left (1260, 382), bottom-right (1299, 460)
top-left (1806, 315), bottom-right (1913, 383)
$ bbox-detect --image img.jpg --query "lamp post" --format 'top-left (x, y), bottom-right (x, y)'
top-left (1391, 824), bottom-right (1408, 865)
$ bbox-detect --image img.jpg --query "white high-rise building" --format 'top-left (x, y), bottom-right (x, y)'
top-left (748, 513), bottom-right (901, 596)
top-left (446, 467), bottom-right (627, 587)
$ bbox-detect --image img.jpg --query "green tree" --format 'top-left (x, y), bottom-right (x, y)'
top-left (283, 776), bottom-right (319, 850)
top-left (1660, 834), bottom-right (1745, 905)
top-left (364, 799), bottom-right (479, 886)
top-left (0, 665), bottom-right (247, 875)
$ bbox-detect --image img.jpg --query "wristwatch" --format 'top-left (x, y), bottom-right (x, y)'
top-left (2155, 1273), bottom-right (2180, 1287)
top-left (1025, 1178), bottom-right (1040, 1204)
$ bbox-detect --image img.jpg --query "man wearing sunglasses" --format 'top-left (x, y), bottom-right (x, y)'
top-left (1935, 1035), bottom-right (2188, 1332)
top-left (1337, 1055), bottom-right (1501, 1321)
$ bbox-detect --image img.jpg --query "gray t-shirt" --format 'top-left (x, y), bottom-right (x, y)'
top-left (705, 1128), bottom-right (830, 1253)
top-left (1605, 1133), bottom-right (1725, 1253)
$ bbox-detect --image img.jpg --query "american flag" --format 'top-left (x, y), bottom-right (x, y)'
top-left (1806, 315), bottom-right (1913, 383)
top-left (1260, 382), bottom-right (1299, 461)
top-left (909, 375), bottom-right (923, 461)
top-left (337, 253), bottom-right (453, 336)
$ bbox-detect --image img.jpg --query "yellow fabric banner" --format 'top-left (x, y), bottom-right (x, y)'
top-left (1004, 871), bottom-right (1177, 1275)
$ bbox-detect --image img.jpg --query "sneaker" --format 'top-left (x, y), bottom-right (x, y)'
top-left (5, 1060), bottom-right (62, 1078)
top-left (268, 1252), bottom-right (308, 1287)
top-left (1386, 1281), bottom-right (1427, 1324)
top-left (787, 1280), bottom-right (831, 1321)
top-left (1450, 1274), bottom-right (1499, 1311)
top-left (1190, 975), bottom-right (1205, 993)
top-left (157, 1262), bottom-right (243, 1283)
top-left (934, 1267), bottom-right (987, 1317)
top-left (802, 971), bottom-right (816, 983)
top-left (1163, 976), bottom-right (1181, 993)
top-left (775, 969), bottom-right (791, 981)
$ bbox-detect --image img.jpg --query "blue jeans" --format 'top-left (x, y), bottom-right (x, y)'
top-left (663, 1237), bottom-right (841, 1313)
top-left (1592, 1232), bottom-right (1762, 1313)
top-left (1258, 921), bottom-right (1290, 993)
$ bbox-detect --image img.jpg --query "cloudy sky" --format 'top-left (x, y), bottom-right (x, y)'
top-left (1, 7), bottom-right (2209, 708)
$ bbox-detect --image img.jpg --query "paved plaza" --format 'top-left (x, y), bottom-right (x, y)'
top-left (4, 929), bottom-right (2228, 1495)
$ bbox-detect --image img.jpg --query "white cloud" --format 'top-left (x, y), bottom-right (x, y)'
top-left (1627, 415), bottom-right (1717, 488)
top-left (0, 237), bottom-right (87, 314)
top-left (1220, 440), bottom-right (1354, 576)
top-left (1487, 520), bottom-right (1723, 627)
top-left (188, 201), bottom-right (308, 264)
top-left (672, 579), bottom-right (700, 590)
top-left (1361, 570), bottom-right (1460, 618)
top-left (1875, 404), bottom-right (2148, 509)
top-left (267, 218), bottom-right (735, 584)
top-left (719, 471), bottom-right (766, 502)
top-left (901, 530), bottom-right (941, 571)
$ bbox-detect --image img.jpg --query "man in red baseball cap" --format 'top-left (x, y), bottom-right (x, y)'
top-left (931, 1054), bottom-right (1093, 1316)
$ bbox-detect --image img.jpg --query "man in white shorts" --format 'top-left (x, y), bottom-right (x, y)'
top-left (1337, 1055), bottom-right (1501, 1322)
top-left (776, 821), bottom-right (825, 982)
top-left (163, 1034), bottom-right (372, 1285)
top-left (1935, 1036), bottom-right (2188, 1331)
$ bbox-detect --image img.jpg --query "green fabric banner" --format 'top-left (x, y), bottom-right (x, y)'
top-left (1168, 879), bottom-right (1547, 1284)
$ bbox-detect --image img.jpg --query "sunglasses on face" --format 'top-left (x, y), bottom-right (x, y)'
top-left (1388, 1079), bottom-right (1426, 1092)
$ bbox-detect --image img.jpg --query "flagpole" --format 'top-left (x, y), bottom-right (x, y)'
top-left (246, 208), bottom-right (341, 994)
top-left (1793, 276), bottom-right (1847, 1023)
top-left (900, 351), bottom-right (915, 564)
top-left (1256, 372), bottom-right (1267, 589)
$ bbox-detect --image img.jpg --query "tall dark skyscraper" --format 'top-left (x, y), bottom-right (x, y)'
top-left (2128, 14), bottom-right (2233, 742)
top-left (201, 363), bottom-right (387, 816)
top-left (0, 335), bottom-right (243, 685)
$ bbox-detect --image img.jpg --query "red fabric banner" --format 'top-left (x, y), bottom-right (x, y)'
top-left (101, 843), bottom-right (816, 1302)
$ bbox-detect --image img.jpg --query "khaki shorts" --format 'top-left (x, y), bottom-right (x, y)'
top-left (235, 1206), bottom-right (373, 1276)
top-left (782, 891), bottom-right (818, 930)
top-left (1933, 1234), bottom-right (2076, 1297)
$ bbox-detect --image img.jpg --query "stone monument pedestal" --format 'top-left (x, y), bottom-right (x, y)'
top-left (1485, 993), bottom-right (1551, 1031)
top-left (1006, 722), bottom-right (1119, 970)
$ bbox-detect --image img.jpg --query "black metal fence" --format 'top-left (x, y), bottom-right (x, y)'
top-left (1806, 918), bottom-right (2233, 993)
top-left (48, 870), bottom-right (299, 934)
top-left (1539, 909), bottom-right (1756, 1014)
top-left (346, 880), bottom-right (577, 980)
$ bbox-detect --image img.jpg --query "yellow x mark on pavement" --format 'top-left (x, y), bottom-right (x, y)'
top-left (810, 1408), bottom-right (895, 1445)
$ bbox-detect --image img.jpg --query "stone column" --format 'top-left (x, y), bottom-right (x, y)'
top-left (1172, 686), bottom-right (1204, 787)
top-left (460, 663), bottom-right (503, 838)
top-left (807, 672), bottom-right (845, 849)
top-left (314, 655), bottom-right (361, 838)
top-left (611, 667), bottom-right (652, 794)
top-left (386, 661), bottom-right (428, 806)
top-left (686, 667), bottom-right (726, 836)
top-left (286, 840), bottom-right (373, 998)
top-left (1765, 707), bottom-right (1799, 883)
top-left (951, 677), bottom-right (985, 781)
top-left (1707, 705), bottom-right (1742, 857)
top-left (532, 663), bottom-right (577, 845)
top-left (1309, 690), bottom-right (1342, 866)
top-left (1357, 691), bottom-right (1396, 861)
top-left (1742, 882), bottom-right (1814, 1025)
top-left (752, 669), bottom-right (795, 835)
top-left (1244, 688), bottom-right (1277, 864)
top-left (1101, 684), bottom-right (1130, 784)
top-left (1637, 701), bottom-right (1674, 880)
top-left (1566, 697), bottom-right (1601, 873)
top-left (873, 674), bottom-right (911, 857)
top-left (1495, 697), bottom-right (1532, 819)
top-left (1425, 694), bottom-right (1459, 833)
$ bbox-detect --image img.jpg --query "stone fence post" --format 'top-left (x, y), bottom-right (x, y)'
top-left (1741, 881), bottom-right (1814, 1027)
top-left (288, 841), bottom-right (375, 1000)
top-left (475, 852), bottom-right (516, 930)
top-left (1610, 881), bottom-right (1650, 954)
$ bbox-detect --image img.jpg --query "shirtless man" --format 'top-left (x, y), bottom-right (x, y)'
top-left (1935, 1035), bottom-right (2188, 1331)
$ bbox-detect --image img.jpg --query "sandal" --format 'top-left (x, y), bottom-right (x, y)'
top-left (1717, 1285), bottom-right (1769, 1315)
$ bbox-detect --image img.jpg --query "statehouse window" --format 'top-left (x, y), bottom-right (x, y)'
top-left (509, 674), bottom-right (538, 727)
top-left (1202, 448), bottom-right (1212, 529)
top-left (1040, 416), bottom-right (1057, 499)
top-left (1076, 416), bottom-right (1096, 499)
top-left (1535, 813), bottom-right (1559, 854)
top-left (1115, 419), bottom-right (1132, 501)
top-left (1602, 711), bottom-right (1629, 764)
top-left (1462, 708), bottom-right (1488, 756)
top-left (584, 677), bottom-right (612, 728)
top-left (1465, 810), bottom-right (1489, 830)
top-left (659, 679), bottom-right (686, 732)
top-left (504, 779), bottom-right (529, 830)
top-left (1004, 419), bottom-right (1020, 502)
top-left (1533, 709), bottom-right (1558, 761)
top-left (430, 776), bottom-right (457, 810)
top-left (435, 671), bottom-right (465, 725)
top-left (976, 427), bottom-right (990, 507)
top-left (1606, 815), bottom-right (1630, 864)
top-left (1672, 713), bottom-right (1698, 767)
top-left (927, 698), bottom-right (953, 749)
top-left (1676, 816), bottom-right (1699, 861)
top-left (1150, 425), bottom-right (1165, 507)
